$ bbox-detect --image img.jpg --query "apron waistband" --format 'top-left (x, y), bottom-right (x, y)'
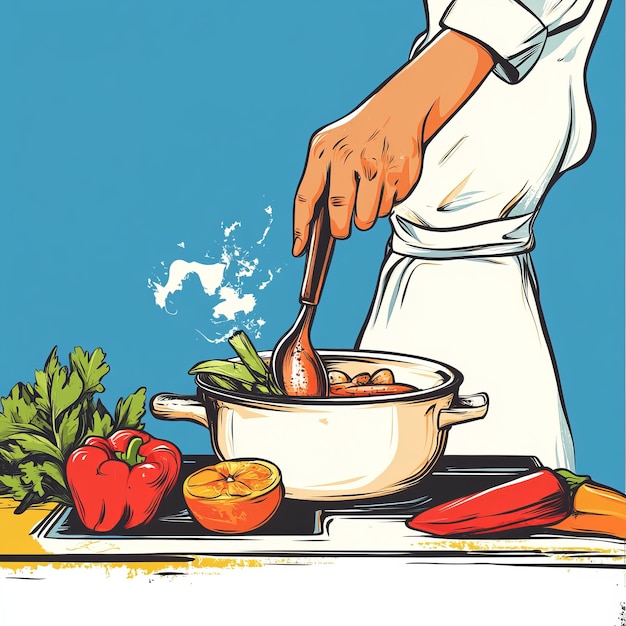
top-left (389, 213), bottom-right (536, 260)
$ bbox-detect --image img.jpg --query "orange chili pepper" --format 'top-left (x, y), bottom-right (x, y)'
top-left (329, 383), bottom-right (419, 397)
top-left (549, 479), bottom-right (626, 540)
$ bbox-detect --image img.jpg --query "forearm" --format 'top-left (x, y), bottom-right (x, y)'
top-left (371, 29), bottom-right (495, 144)
top-left (422, 31), bottom-right (494, 140)
top-left (292, 29), bottom-right (495, 253)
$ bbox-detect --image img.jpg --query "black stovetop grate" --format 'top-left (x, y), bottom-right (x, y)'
top-left (47, 455), bottom-right (542, 539)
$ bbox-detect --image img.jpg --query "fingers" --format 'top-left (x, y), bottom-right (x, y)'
top-left (294, 131), bottom-right (423, 253)
top-left (356, 155), bottom-right (416, 226)
top-left (327, 165), bottom-right (357, 240)
top-left (354, 176), bottom-right (383, 230)
top-left (378, 149), bottom-right (421, 217)
top-left (353, 152), bottom-right (380, 230)
top-left (295, 162), bottom-right (357, 252)
top-left (293, 157), bottom-right (327, 257)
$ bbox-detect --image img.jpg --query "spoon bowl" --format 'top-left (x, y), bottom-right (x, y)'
top-left (271, 304), bottom-right (328, 397)
top-left (271, 206), bottom-right (335, 397)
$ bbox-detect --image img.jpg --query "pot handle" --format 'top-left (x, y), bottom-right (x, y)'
top-left (149, 393), bottom-right (209, 429)
top-left (439, 393), bottom-right (489, 429)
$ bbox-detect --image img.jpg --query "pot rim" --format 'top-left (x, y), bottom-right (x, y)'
top-left (194, 348), bottom-right (464, 406)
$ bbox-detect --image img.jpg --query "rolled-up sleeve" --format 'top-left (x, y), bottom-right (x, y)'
top-left (440, 0), bottom-right (593, 84)
top-left (441, 0), bottom-right (547, 83)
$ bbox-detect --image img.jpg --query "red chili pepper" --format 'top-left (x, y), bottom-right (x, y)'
top-left (66, 429), bottom-right (182, 532)
top-left (406, 468), bottom-right (589, 537)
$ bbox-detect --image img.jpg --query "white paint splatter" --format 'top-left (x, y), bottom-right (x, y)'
top-left (236, 258), bottom-right (259, 279)
top-left (256, 205), bottom-right (273, 245)
top-left (256, 227), bottom-right (271, 245)
top-left (149, 205), bottom-right (283, 342)
top-left (224, 221), bottom-right (241, 237)
top-left (259, 270), bottom-right (273, 290)
top-left (212, 287), bottom-right (256, 320)
top-left (150, 260), bottom-right (226, 313)
top-left (195, 327), bottom-right (231, 344)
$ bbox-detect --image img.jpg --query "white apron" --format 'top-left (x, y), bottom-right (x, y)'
top-left (356, 0), bottom-right (610, 470)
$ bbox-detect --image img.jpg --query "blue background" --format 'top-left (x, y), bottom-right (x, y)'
top-left (1, 1), bottom-right (623, 490)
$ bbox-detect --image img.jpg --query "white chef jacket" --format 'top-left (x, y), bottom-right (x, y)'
top-left (356, 0), bottom-right (611, 469)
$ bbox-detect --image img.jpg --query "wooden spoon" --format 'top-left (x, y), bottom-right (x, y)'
top-left (271, 206), bottom-right (335, 396)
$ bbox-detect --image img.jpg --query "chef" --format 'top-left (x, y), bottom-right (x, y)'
top-left (292, 0), bottom-right (610, 470)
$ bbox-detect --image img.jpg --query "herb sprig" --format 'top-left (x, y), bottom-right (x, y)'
top-left (188, 331), bottom-right (284, 396)
top-left (0, 346), bottom-right (147, 514)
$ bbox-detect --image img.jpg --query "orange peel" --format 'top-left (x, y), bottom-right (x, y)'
top-left (183, 459), bottom-right (283, 534)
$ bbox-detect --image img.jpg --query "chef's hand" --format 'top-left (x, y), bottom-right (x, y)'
top-left (292, 30), bottom-right (495, 257)
top-left (292, 78), bottom-right (422, 257)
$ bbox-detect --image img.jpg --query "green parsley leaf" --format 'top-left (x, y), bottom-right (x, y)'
top-left (0, 346), bottom-right (148, 513)
top-left (0, 383), bottom-right (39, 427)
top-left (69, 347), bottom-right (110, 396)
top-left (114, 388), bottom-right (147, 431)
top-left (57, 405), bottom-right (82, 456)
top-left (84, 399), bottom-right (115, 440)
top-left (19, 460), bottom-right (68, 497)
top-left (3, 430), bottom-right (65, 464)
top-left (0, 474), bottom-right (29, 501)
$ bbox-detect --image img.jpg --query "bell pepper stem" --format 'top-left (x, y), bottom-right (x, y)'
top-left (556, 469), bottom-right (591, 499)
top-left (114, 436), bottom-right (146, 466)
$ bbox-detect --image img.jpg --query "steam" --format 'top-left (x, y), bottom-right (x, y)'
top-left (147, 205), bottom-right (282, 342)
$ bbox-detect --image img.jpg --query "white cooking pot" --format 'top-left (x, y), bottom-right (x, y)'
top-left (150, 349), bottom-right (488, 501)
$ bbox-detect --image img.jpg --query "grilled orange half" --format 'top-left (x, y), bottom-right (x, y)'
top-left (183, 459), bottom-right (284, 534)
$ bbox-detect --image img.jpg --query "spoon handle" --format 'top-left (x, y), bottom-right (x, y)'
top-left (300, 204), bottom-right (335, 306)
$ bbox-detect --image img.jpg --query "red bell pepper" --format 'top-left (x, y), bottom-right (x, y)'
top-left (406, 468), bottom-right (590, 537)
top-left (66, 429), bottom-right (182, 532)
